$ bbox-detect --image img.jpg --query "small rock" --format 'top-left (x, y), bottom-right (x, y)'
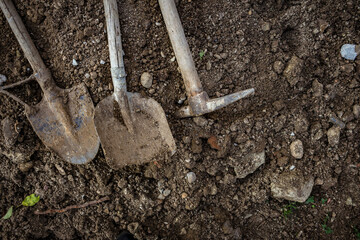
top-left (222, 220), bottom-right (234, 234)
top-left (273, 61), bottom-right (285, 74)
top-left (340, 44), bottom-right (359, 61)
top-left (84, 73), bottom-right (90, 79)
top-left (163, 189), bottom-right (171, 197)
top-left (0, 74), bottom-right (7, 85)
top-left (271, 171), bottom-right (314, 202)
top-left (193, 117), bottom-right (208, 127)
top-left (18, 161), bottom-right (34, 173)
top-left (191, 138), bottom-right (202, 153)
top-left (2, 117), bottom-right (19, 148)
top-left (55, 164), bottom-right (66, 175)
top-left (353, 105), bottom-right (360, 118)
top-left (140, 72), bottom-right (153, 88)
top-left (186, 172), bottom-right (196, 184)
top-left (261, 22), bottom-right (271, 31)
top-left (318, 19), bottom-right (329, 33)
top-left (345, 197), bottom-right (356, 206)
top-left (127, 222), bottom-right (139, 233)
top-left (90, 72), bottom-right (97, 79)
top-left (284, 56), bottom-right (304, 86)
top-left (206, 61), bottom-right (212, 70)
top-left (290, 140), bottom-right (304, 159)
top-left (72, 59), bottom-right (78, 66)
top-left (100, 60), bottom-right (105, 64)
top-left (327, 126), bottom-right (341, 146)
top-left (312, 79), bottom-right (323, 97)
top-left (232, 150), bottom-right (265, 179)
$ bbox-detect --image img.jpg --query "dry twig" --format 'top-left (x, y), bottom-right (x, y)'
top-left (34, 196), bottom-right (110, 215)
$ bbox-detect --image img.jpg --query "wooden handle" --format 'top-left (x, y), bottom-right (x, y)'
top-left (0, 0), bottom-right (47, 73)
top-left (103, 0), bottom-right (127, 93)
top-left (158, 0), bottom-right (203, 97)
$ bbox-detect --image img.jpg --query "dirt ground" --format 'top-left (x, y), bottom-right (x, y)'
top-left (1, 0), bottom-right (360, 239)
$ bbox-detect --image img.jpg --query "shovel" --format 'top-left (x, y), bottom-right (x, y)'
top-left (0, 0), bottom-right (100, 164)
top-left (94, 0), bottom-right (176, 169)
top-left (159, 0), bottom-right (255, 118)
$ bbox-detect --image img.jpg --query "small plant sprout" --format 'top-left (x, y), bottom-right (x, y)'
top-left (321, 198), bottom-right (327, 205)
top-left (2, 193), bottom-right (40, 220)
top-left (305, 196), bottom-right (315, 208)
top-left (2, 206), bottom-right (13, 220)
top-left (282, 202), bottom-right (297, 218)
top-left (321, 214), bottom-right (333, 234)
top-left (353, 226), bottom-right (360, 240)
top-left (22, 194), bottom-right (40, 207)
top-left (199, 50), bottom-right (205, 60)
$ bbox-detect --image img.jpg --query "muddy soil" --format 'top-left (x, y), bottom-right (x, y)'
top-left (1, 0), bottom-right (360, 239)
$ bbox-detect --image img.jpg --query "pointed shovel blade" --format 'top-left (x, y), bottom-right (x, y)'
top-left (94, 93), bottom-right (176, 169)
top-left (25, 83), bottom-right (100, 164)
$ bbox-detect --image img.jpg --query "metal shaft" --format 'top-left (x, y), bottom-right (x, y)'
top-left (158, 0), bottom-right (203, 97)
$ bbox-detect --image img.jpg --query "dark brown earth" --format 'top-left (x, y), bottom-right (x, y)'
top-left (1, 0), bottom-right (360, 239)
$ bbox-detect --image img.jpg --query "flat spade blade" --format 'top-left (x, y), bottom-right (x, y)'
top-left (94, 92), bottom-right (176, 169)
top-left (26, 83), bottom-right (100, 164)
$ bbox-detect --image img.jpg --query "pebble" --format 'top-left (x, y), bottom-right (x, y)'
top-left (100, 60), bottom-right (105, 64)
top-left (290, 139), bottom-right (304, 159)
top-left (353, 105), bottom-right (360, 118)
top-left (329, 116), bottom-right (345, 129)
top-left (222, 220), bottom-right (234, 234)
top-left (271, 171), bottom-right (314, 202)
top-left (18, 161), bottom-right (34, 173)
top-left (261, 22), bottom-right (271, 31)
top-left (90, 72), bottom-right (97, 79)
top-left (284, 55), bottom-right (303, 86)
top-left (140, 72), bottom-right (153, 88)
top-left (85, 73), bottom-right (90, 79)
top-left (72, 59), bottom-right (78, 66)
top-left (163, 189), bottom-right (171, 197)
top-left (327, 126), bottom-right (341, 146)
top-left (312, 79), bottom-right (323, 97)
top-left (232, 150), bottom-right (265, 179)
top-left (0, 74), bottom-right (7, 85)
top-left (340, 44), bottom-right (359, 61)
top-left (193, 116), bottom-right (208, 127)
top-left (273, 61), bottom-right (284, 74)
top-left (186, 172), bottom-right (196, 184)
top-left (55, 163), bottom-right (66, 175)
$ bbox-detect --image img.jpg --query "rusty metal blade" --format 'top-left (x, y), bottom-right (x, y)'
top-left (26, 83), bottom-right (100, 164)
top-left (94, 93), bottom-right (176, 169)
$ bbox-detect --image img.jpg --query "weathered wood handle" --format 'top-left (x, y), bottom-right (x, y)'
top-left (103, 0), bottom-right (127, 93)
top-left (0, 0), bottom-right (47, 74)
top-left (158, 0), bottom-right (203, 97)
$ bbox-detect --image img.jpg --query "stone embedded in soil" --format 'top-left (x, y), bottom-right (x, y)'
top-left (193, 116), bottom-right (208, 127)
top-left (290, 140), bottom-right (303, 159)
top-left (271, 171), bottom-right (314, 203)
top-left (327, 126), bottom-right (341, 146)
top-left (186, 172), bottom-right (196, 183)
top-left (273, 60), bottom-right (284, 74)
top-left (283, 56), bottom-right (304, 86)
top-left (222, 220), bottom-right (234, 234)
top-left (312, 79), bottom-right (323, 97)
top-left (1, 117), bottom-right (19, 148)
top-left (18, 161), bottom-right (34, 173)
top-left (191, 137), bottom-right (203, 153)
top-left (0, 74), bottom-right (7, 85)
top-left (140, 72), bottom-right (153, 88)
top-left (231, 150), bottom-right (265, 179)
top-left (353, 105), bottom-right (360, 118)
top-left (72, 59), bottom-right (78, 66)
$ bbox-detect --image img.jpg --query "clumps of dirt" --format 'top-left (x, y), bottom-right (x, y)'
top-left (1, 0), bottom-right (360, 239)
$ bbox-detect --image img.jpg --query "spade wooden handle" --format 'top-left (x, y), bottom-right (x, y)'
top-left (0, 0), bottom-right (47, 74)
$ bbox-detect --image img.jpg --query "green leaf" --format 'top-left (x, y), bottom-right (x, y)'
top-left (321, 198), bottom-right (327, 204)
top-left (2, 206), bottom-right (13, 220)
top-left (199, 50), bottom-right (205, 60)
top-left (22, 194), bottom-right (40, 207)
top-left (305, 196), bottom-right (315, 204)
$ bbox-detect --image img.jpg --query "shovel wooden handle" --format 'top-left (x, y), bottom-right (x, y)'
top-left (103, 0), bottom-right (127, 93)
top-left (158, 0), bottom-right (203, 97)
top-left (0, 0), bottom-right (47, 75)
